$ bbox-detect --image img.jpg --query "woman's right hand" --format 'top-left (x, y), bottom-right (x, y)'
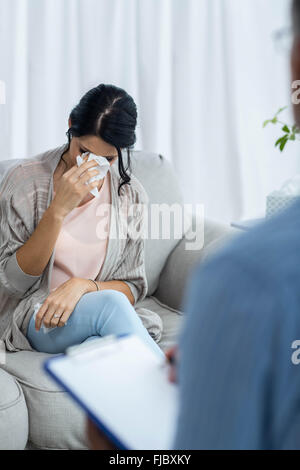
top-left (51, 156), bottom-right (100, 218)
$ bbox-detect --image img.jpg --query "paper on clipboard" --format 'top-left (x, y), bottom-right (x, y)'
top-left (44, 334), bottom-right (179, 450)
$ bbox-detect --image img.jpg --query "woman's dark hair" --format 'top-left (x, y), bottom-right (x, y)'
top-left (65, 84), bottom-right (138, 196)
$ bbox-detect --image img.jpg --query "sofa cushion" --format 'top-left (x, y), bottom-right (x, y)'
top-left (128, 151), bottom-right (186, 296)
top-left (1, 296), bottom-right (182, 449)
top-left (0, 368), bottom-right (28, 449)
top-left (138, 295), bottom-right (183, 351)
top-left (155, 216), bottom-right (236, 311)
top-left (1, 351), bottom-right (89, 450)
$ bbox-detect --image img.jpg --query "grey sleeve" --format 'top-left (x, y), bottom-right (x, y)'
top-left (2, 251), bottom-right (42, 297)
top-left (0, 193), bottom-right (42, 298)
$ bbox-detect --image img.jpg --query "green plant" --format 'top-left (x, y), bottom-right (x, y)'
top-left (263, 106), bottom-right (300, 152)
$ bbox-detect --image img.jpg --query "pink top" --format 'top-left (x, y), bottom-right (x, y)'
top-left (50, 172), bottom-right (111, 292)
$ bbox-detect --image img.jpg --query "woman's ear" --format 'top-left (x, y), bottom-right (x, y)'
top-left (68, 117), bottom-right (72, 128)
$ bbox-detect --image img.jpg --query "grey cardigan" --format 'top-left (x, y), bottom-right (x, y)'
top-left (0, 144), bottom-right (163, 352)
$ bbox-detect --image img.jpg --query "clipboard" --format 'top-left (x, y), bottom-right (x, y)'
top-left (44, 334), bottom-right (179, 450)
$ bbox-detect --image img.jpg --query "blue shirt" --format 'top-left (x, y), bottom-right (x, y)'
top-left (173, 200), bottom-right (300, 449)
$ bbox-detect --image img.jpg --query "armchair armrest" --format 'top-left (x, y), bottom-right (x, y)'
top-left (153, 216), bottom-right (238, 311)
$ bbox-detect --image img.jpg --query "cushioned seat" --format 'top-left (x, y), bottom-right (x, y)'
top-left (2, 349), bottom-right (90, 450)
top-left (1, 295), bottom-right (183, 449)
top-left (0, 368), bottom-right (28, 449)
top-left (143, 295), bottom-right (184, 351)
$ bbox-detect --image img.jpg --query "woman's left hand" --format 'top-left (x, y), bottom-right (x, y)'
top-left (35, 277), bottom-right (92, 331)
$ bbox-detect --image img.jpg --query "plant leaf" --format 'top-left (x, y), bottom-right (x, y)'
top-left (279, 136), bottom-right (289, 151)
top-left (276, 106), bottom-right (288, 115)
top-left (275, 136), bottom-right (285, 147)
top-left (290, 134), bottom-right (296, 141)
top-left (282, 125), bottom-right (290, 133)
top-left (271, 117), bottom-right (278, 124)
top-left (263, 120), bottom-right (271, 128)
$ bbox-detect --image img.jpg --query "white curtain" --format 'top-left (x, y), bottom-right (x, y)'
top-left (0, 0), bottom-right (299, 223)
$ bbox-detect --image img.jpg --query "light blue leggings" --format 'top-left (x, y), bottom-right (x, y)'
top-left (26, 289), bottom-right (165, 359)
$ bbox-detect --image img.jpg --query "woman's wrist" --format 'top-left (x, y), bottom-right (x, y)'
top-left (47, 201), bottom-right (66, 222)
top-left (85, 279), bottom-right (100, 293)
top-left (71, 277), bottom-right (98, 294)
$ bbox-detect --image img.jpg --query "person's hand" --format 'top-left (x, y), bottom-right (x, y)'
top-left (165, 345), bottom-right (178, 383)
top-left (86, 417), bottom-right (117, 450)
top-left (51, 155), bottom-right (102, 219)
top-left (35, 277), bottom-right (93, 331)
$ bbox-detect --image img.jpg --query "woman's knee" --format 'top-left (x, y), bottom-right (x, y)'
top-left (86, 289), bottom-right (132, 311)
top-left (88, 289), bottom-right (132, 308)
top-left (87, 290), bottom-right (141, 334)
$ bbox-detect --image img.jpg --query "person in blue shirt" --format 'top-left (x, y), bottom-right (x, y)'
top-left (86, 0), bottom-right (300, 451)
top-left (172, 0), bottom-right (300, 449)
top-left (173, 205), bottom-right (300, 449)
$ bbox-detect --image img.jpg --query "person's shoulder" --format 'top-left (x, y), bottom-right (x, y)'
top-left (0, 159), bottom-right (30, 200)
top-left (0, 144), bottom-right (67, 199)
top-left (19, 143), bottom-right (67, 175)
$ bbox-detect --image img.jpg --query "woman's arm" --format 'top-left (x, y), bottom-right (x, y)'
top-left (16, 159), bottom-right (101, 277)
top-left (16, 204), bottom-right (65, 276)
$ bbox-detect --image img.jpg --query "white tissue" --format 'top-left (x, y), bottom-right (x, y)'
top-left (277, 175), bottom-right (300, 197)
top-left (76, 152), bottom-right (110, 198)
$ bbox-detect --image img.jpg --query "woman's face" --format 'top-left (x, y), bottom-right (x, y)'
top-left (67, 122), bottom-right (118, 167)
